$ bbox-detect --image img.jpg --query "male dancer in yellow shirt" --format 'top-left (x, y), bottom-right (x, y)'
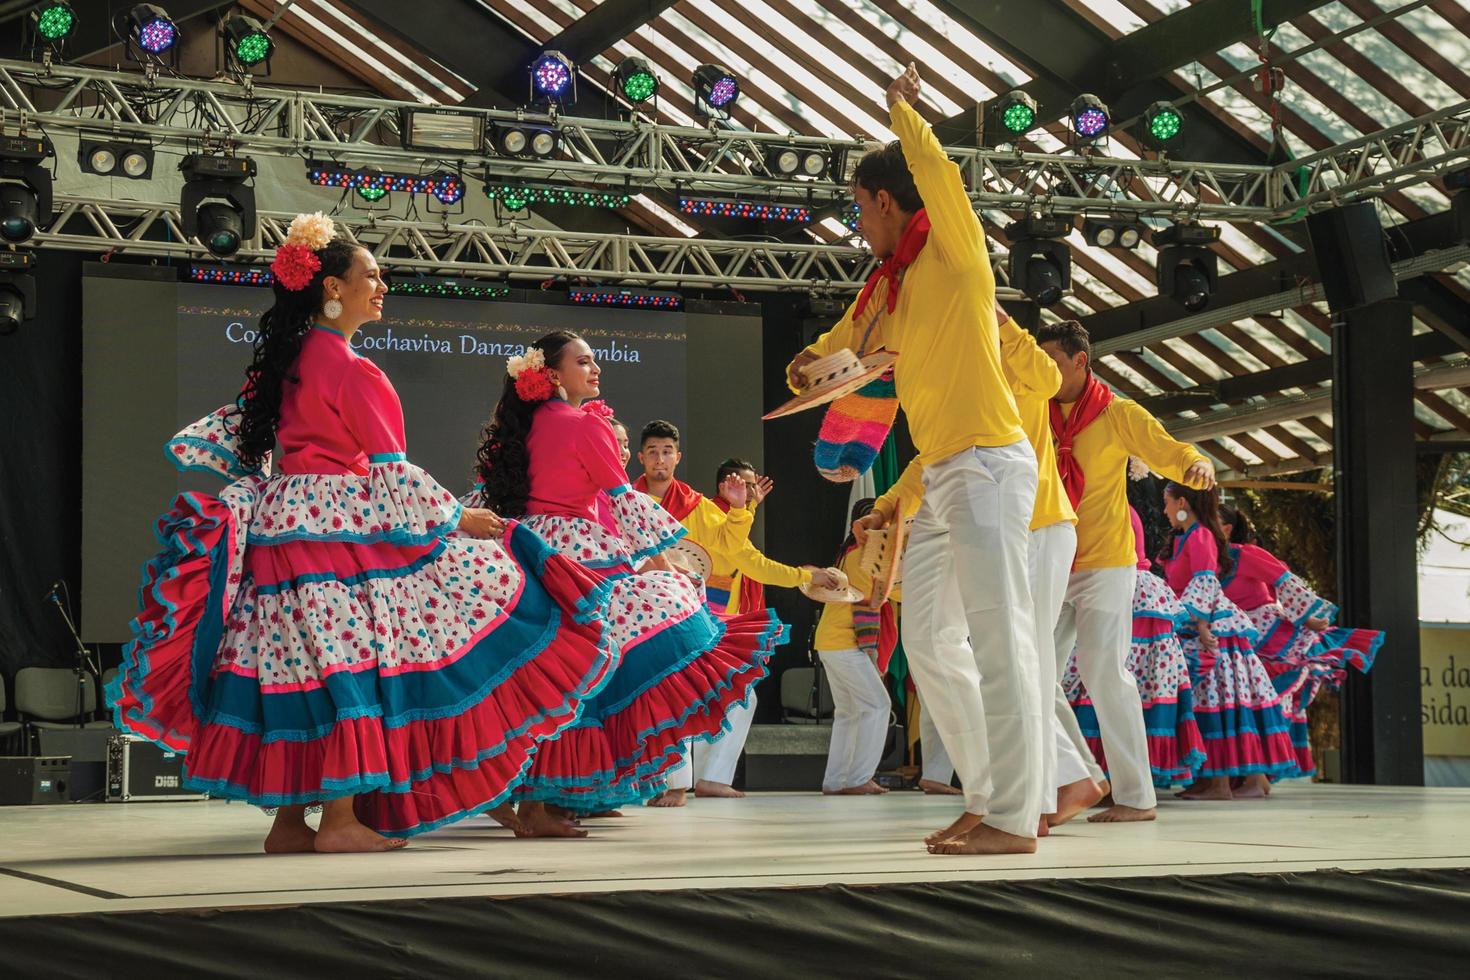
top-left (635, 421), bottom-right (838, 805)
top-left (1039, 320), bottom-right (1215, 822)
top-left (790, 64), bottom-right (1043, 855)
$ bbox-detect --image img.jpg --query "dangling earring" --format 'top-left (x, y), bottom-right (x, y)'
top-left (1175, 509), bottom-right (1190, 523)
top-left (323, 296), bottom-right (343, 320)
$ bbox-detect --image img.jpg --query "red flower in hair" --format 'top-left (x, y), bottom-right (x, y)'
top-left (271, 243), bottom-right (321, 292)
top-left (515, 367), bottom-right (555, 402)
top-left (581, 399), bottom-right (615, 420)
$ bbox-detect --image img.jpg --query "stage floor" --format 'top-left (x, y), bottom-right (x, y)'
top-left (2, 783), bottom-right (1467, 919)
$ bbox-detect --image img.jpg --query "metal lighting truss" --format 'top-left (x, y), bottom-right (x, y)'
top-left (2, 59), bottom-right (1468, 223)
top-left (39, 196), bottom-right (883, 290)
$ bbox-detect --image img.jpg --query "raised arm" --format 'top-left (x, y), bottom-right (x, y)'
top-left (1113, 399), bottom-right (1215, 490)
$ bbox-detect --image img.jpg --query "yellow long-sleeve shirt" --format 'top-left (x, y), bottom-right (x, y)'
top-left (659, 495), bottom-right (810, 615)
top-left (872, 319), bottom-right (1075, 532)
top-left (790, 100), bottom-right (1024, 465)
top-left (1067, 397), bottom-right (1208, 571)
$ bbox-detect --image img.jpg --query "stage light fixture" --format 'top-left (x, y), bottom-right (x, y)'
top-left (491, 122), bottom-right (557, 159)
top-left (389, 276), bottom-right (509, 300)
top-left (307, 162), bottom-right (465, 204)
top-left (766, 147), bottom-right (800, 176)
top-left (678, 197), bottom-right (811, 224)
top-left (997, 90), bottom-right (1037, 136)
top-left (188, 264), bottom-right (273, 287)
top-left (180, 154), bottom-right (256, 258)
top-left (569, 285), bottom-right (682, 310)
top-left (222, 14), bottom-right (273, 70)
top-left (615, 57), bottom-right (659, 105)
top-left (1153, 223), bottom-right (1220, 312)
top-left (800, 149), bottom-right (829, 178)
top-left (128, 4), bottom-right (178, 55)
top-left (1082, 217), bottom-right (1144, 250)
top-left (840, 203), bottom-right (861, 231)
top-left (33, 1), bottom-right (77, 44)
top-left (78, 138), bottom-right (153, 179)
top-left (1142, 101), bottom-right (1183, 151)
top-left (0, 134), bottom-right (53, 244)
top-left (399, 108), bottom-right (486, 153)
top-left (531, 50), bottom-right (575, 103)
top-left (486, 183), bottom-right (630, 211)
top-left (0, 250), bottom-right (36, 335)
top-left (1005, 216), bottom-right (1072, 307)
top-left (693, 64), bottom-right (739, 119)
top-left (1069, 94), bottom-right (1110, 141)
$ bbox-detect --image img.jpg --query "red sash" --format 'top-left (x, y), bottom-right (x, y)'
top-left (854, 209), bottom-right (931, 318)
top-left (633, 475), bottom-right (702, 522)
top-left (1049, 373), bottom-right (1114, 509)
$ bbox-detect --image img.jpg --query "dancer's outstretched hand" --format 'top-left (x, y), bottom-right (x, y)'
top-left (788, 350), bottom-right (819, 390)
top-left (719, 473), bottom-right (749, 509)
top-left (806, 567), bottom-right (842, 591)
top-left (1183, 458), bottom-right (1216, 490)
top-left (751, 475), bottom-right (774, 505)
top-left (459, 507), bottom-right (506, 538)
top-left (852, 510), bottom-right (887, 546)
top-left (886, 62), bottom-right (921, 110)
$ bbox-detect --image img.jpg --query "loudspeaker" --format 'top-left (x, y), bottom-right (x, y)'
top-left (0, 756), bottom-right (70, 805)
top-left (1306, 202), bottom-right (1397, 312)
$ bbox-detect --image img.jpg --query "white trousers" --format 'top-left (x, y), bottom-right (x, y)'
top-left (918, 522), bottom-right (1102, 807)
top-left (664, 695), bottom-right (757, 790)
top-left (817, 648), bottom-right (891, 791)
top-left (1055, 566), bottom-right (1156, 809)
top-left (900, 441), bottom-right (1043, 838)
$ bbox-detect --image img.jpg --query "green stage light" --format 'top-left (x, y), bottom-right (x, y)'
top-left (615, 57), bottom-right (659, 104)
top-left (34, 1), bottom-right (77, 43)
top-left (1144, 101), bottom-right (1184, 149)
top-left (486, 183), bottom-right (631, 211)
top-left (222, 14), bottom-right (273, 69)
top-left (998, 90), bottom-right (1037, 135)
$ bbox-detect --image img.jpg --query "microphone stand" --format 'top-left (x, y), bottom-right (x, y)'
top-left (46, 582), bottom-right (99, 730)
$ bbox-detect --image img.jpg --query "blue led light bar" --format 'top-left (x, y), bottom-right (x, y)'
top-left (678, 197), bottom-right (811, 223)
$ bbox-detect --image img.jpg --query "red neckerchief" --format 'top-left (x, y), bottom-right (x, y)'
top-left (633, 475), bottom-right (702, 522)
top-left (854, 209), bottom-right (931, 319)
top-left (1049, 373), bottom-right (1114, 510)
top-left (712, 496), bottom-right (766, 614)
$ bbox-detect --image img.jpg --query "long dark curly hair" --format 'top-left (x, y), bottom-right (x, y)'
top-left (231, 238), bottom-right (362, 471)
top-left (475, 330), bottom-right (581, 516)
top-left (1159, 482), bottom-right (1235, 577)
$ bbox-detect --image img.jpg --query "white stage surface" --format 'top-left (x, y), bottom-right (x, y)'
top-left (1, 784), bottom-right (1466, 919)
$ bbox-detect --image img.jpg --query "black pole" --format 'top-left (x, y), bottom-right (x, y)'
top-left (1333, 298), bottom-right (1424, 785)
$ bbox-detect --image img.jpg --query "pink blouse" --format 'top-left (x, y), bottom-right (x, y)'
top-left (274, 325), bottom-right (406, 475)
top-left (525, 399), bottom-right (632, 521)
top-left (1162, 522), bottom-right (1219, 596)
top-left (1222, 543), bottom-right (1291, 612)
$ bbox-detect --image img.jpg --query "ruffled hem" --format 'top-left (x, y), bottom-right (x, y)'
top-left (1072, 692), bottom-right (1207, 787)
top-left (516, 608), bottom-right (785, 807)
top-left (606, 484), bottom-right (687, 564)
top-left (1191, 704), bottom-right (1300, 779)
top-left (110, 497), bottom-right (620, 836)
top-left (1178, 572), bottom-right (1261, 644)
top-left (245, 461), bottom-right (460, 548)
top-left (166, 405), bottom-right (263, 481)
top-left (523, 513), bottom-right (640, 571)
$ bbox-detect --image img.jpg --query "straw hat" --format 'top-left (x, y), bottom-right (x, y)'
top-left (763, 349), bottom-right (898, 421)
top-left (666, 540), bottom-right (713, 581)
top-left (799, 566), bottom-right (866, 604)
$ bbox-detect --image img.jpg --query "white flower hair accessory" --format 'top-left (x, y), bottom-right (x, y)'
top-left (1128, 456), bottom-right (1152, 482)
top-left (506, 347), bottom-right (546, 379)
top-left (283, 211), bottom-right (336, 251)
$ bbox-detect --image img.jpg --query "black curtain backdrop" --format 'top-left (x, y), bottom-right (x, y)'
top-left (0, 250), bottom-right (88, 694)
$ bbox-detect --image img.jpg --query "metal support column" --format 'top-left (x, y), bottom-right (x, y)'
top-left (1334, 298), bottom-right (1424, 785)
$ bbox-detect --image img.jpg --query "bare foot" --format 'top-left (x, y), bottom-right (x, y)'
top-left (582, 809), bottom-right (625, 818)
top-left (1087, 804), bottom-right (1157, 823)
top-left (647, 788), bottom-right (687, 808)
top-left (929, 822), bottom-right (1038, 855)
top-left (1048, 777), bottom-right (1106, 828)
top-left (924, 810), bottom-right (984, 847)
top-left (486, 803), bottom-right (523, 833)
top-left (825, 780), bottom-right (889, 795)
top-left (694, 780), bottom-right (745, 799)
top-left (1037, 817), bottom-right (1050, 838)
top-left (314, 823), bottom-right (407, 852)
top-left (514, 803), bottom-right (588, 838)
top-left (919, 778), bottom-right (962, 796)
top-left (263, 822), bottom-right (317, 854)
top-left (1233, 774), bottom-right (1271, 799)
top-left (1177, 776), bottom-right (1233, 801)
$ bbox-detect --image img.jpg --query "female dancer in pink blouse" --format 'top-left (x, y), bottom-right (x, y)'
top-left (1218, 504), bottom-right (1382, 792)
top-left (471, 331), bottom-right (784, 837)
top-left (1159, 484), bottom-right (1299, 800)
top-left (108, 215), bottom-right (613, 852)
